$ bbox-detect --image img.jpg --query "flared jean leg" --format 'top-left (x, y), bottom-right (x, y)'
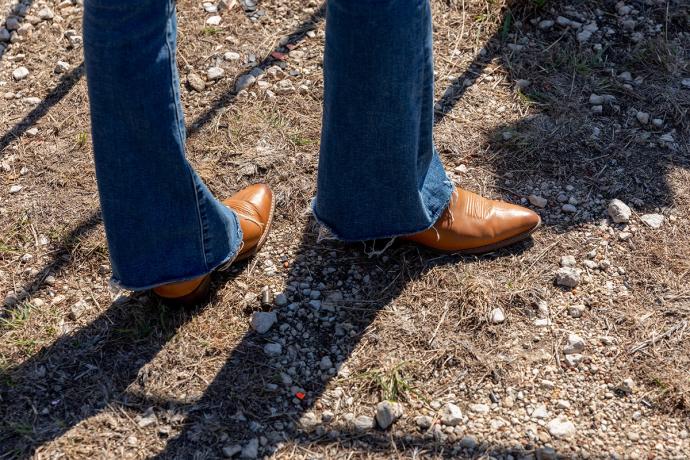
top-left (83, 0), bottom-right (242, 290)
top-left (313, 0), bottom-right (453, 241)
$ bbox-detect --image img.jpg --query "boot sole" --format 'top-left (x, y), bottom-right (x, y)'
top-left (155, 274), bottom-right (212, 306)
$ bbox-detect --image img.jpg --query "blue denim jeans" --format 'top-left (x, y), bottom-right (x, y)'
top-left (83, 0), bottom-right (452, 291)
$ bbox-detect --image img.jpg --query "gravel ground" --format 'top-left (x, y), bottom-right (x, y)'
top-left (1, 0), bottom-right (689, 458)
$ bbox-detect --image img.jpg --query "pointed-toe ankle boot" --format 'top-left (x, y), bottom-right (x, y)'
top-left (153, 183), bottom-right (274, 304)
top-left (402, 188), bottom-right (540, 254)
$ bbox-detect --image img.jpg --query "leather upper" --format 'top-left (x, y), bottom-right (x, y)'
top-left (222, 183), bottom-right (274, 260)
top-left (402, 188), bottom-right (540, 252)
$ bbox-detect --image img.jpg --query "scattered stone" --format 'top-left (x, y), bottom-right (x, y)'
top-left (187, 73), bottom-right (205, 92)
top-left (37, 7), bottom-right (54, 20)
top-left (17, 23), bottom-right (33, 37)
top-left (555, 267), bottom-right (580, 288)
top-left (440, 403), bottom-right (463, 426)
top-left (576, 30), bottom-right (592, 42)
top-left (538, 19), bottom-right (554, 29)
top-left (556, 16), bottom-right (571, 26)
top-left (564, 333), bottom-right (585, 354)
top-left (568, 304), bottom-right (586, 318)
top-left (564, 353), bottom-right (584, 367)
top-left (618, 71), bottom-right (633, 82)
top-left (469, 403), bottom-right (490, 414)
top-left (682, 78), bottom-right (690, 89)
top-left (274, 79), bottom-right (296, 95)
top-left (235, 74), bottom-right (256, 91)
top-left (319, 355), bottom-right (333, 371)
top-left (532, 404), bottom-right (549, 419)
top-left (375, 401), bottom-right (403, 429)
top-left (528, 194), bottom-right (547, 208)
top-left (263, 343), bottom-right (282, 357)
top-left (308, 299), bottom-right (321, 310)
top-left (223, 445), bottom-right (242, 457)
top-left (636, 111), bottom-right (650, 125)
top-left (557, 399), bottom-right (571, 409)
top-left (137, 409), bottom-right (157, 428)
top-left (23, 97), bottom-right (40, 105)
top-left (299, 412), bottom-right (319, 431)
top-left (589, 94), bottom-right (604, 105)
top-left (547, 417), bottom-right (576, 439)
top-left (68, 300), bottom-right (89, 320)
top-left (224, 51), bottom-right (241, 61)
top-left (640, 213), bottom-right (664, 229)
top-left (240, 438), bottom-right (258, 458)
top-left (206, 15), bottom-right (222, 26)
top-left (582, 259), bottom-right (599, 270)
top-left (560, 255), bottom-right (576, 267)
top-left (415, 415), bottom-right (433, 429)
top-left (5, 17), bottom-right (19, 31)
top-left (615, 378), bottom-right (635, 395)
top-left (9, 185), bottom-right (22, 193)
top-left (534, 318), bottom-right (552, 327)
top-left (66, 34), bottom-right (83, 47)
top-left (54, 61), bottom-right (70, 74)
top-left (608, 199), bottom-right (631, 223)
top-left (250, 311), bottom-right (276, 334)
top-left (12, 66), bottom-right (29, 81)
top-left (490, 308), bottom-right (505, 324)
top-left (460, 435), bottom-right (478, 449)
top-left (353, 415), bottom-right (374, 432)
top-left (274, 292), bottom-right (288, 306)
top-left (562, 204), bottom-right (577, 213)
top-left (207, 66), bottom-right (225, 80)
top-left (218, 0), bottom-right (236, 11)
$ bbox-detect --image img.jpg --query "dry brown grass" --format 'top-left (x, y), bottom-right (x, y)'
top-left (1, 0), bottom-right (689, 458)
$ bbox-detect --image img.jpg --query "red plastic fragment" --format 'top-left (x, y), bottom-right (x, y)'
top-left (295, 392), bottom-right (305, 400)
top-left (271, 51), bottom-right (286, 61)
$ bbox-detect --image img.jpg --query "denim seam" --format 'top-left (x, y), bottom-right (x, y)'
top-left (163, 1), bottom-right (210, 271)
top-left (193, 178), bottom-right (213, 269)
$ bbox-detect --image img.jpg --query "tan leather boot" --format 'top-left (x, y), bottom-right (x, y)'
top-left (153, 184), bottom-right (274, 304)
top-left (401, 188), bottom-right (540, 254)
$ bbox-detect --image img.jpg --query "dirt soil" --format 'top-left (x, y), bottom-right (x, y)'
top-left (1, 0), bottom-right (689, 458)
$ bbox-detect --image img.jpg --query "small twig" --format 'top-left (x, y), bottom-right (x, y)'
top-left (428, 302), bottom-right (450, 346)
top-left (630, 320), bottom-right (688, 354)
top-left (517, 242), bottom-right (559, 281)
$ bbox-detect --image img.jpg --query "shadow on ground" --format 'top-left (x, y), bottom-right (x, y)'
top-left (435, 0), bottom-right (689, 229)
top-left (1, 221), bottom-right (533, 458)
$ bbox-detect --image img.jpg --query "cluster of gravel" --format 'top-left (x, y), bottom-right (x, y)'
top-left (2, 0), bottom-right (80, 108)
top-left (1, 0), bottom-right (688, 458)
